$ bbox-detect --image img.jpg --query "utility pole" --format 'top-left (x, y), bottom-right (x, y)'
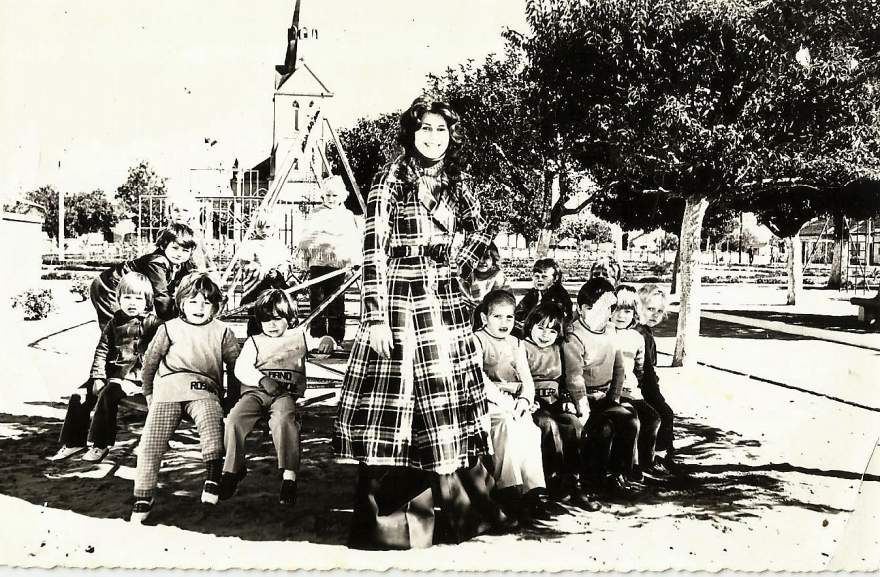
top-left (738, 211), bottom-right (743, 264)
top-left (57, 159), bottom-right (65, 261)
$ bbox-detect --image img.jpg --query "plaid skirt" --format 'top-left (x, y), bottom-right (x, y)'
top-left (333, 256), bottom-right (490, 474)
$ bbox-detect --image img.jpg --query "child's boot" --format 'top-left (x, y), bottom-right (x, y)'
top-left (219, 467), bottom-right (247, 501)
top-left (280, 470), bottom-right (297, 505)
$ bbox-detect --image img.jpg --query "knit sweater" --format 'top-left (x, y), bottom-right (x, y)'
top-left (514, 283), bottom-right (574, 324)
top-left (523, 339), bottom-right (565, 405)
top-left (141, 317), bottom-right (240, 402)
top-left (90, 310), bottom-right (161, 381)
top-left (473, 329), bottom-right (535, 406)
top-left (234, 329), bottom-right (308, 398)
top-left (563, 319), bottom-right (625, 403)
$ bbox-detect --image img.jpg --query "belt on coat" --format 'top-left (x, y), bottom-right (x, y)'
top-left (388, 244), bottom-right (451, 263)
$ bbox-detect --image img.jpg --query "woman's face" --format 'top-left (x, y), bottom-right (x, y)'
top-left (413, 112), bottom-right (450, 161)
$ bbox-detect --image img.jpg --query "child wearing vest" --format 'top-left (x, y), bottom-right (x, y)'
top-left (473, 290), bottom-right (548, 521)
top-left (50, 273), bottom-right (161, 463)
top-left (563, 278), bottom-right (640, 496)
top-left (130, 273), bottom-right (240, 524)
top-left (220, 289), bottom-right (334, 505)
top-left (610, 285), bottom-right (663, 480)
top-left (523, 302), bottom-right (600, 511)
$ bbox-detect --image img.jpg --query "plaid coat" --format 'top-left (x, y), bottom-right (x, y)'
top-left (333, 155), bottom-right (494, 474)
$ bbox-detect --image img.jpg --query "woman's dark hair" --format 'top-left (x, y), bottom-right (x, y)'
top-left (577, 277), bottom-right (616, 307)
top-left (523, 301), bottom-right (566, 343)
top-left (398, 96), bottom-right (463, 178)
top-left (155, 222), bottom-right (197, 251)
top-left (252, 289), bottom-right (299, 327)
top-left (533, 257), bottom-right (563, 285)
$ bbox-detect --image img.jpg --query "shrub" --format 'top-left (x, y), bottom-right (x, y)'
top-left (11, 288), bottom-right (55, 320)
top-left (70, 276), bottom-right (92, 302)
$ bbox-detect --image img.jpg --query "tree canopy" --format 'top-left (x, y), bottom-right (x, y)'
top-left (25, 186), bottom-right (119, 239)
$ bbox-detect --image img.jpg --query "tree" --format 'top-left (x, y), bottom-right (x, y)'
top-left (556, 212), bottom-right (613, 247)
top-left (25, 186), bottom-right (119, 239)
top-left (116, 161), bottom-right (167, 223)
top-left (335, 112), bottom-right (401, 213)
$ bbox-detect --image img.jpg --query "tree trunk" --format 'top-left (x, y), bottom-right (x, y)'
top-left (535, 228), bottom-right (553, 258)
top-left (670, 242), bottom-right (681, 295)
top-left (786, 233), bottom-right (803, 305)
top-left (672, 195), bottom-right (710, 368)
top-left (827, 212), bottom-right (848, 288)
top-left (610, 222), bottom-right (623, 263)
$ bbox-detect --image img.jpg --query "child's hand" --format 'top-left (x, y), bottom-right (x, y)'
top-left (92, 379), bottom-right (106, 396)
top-left (260, 376), bottom-right (282, 396)
top-left (561, 400), bottom-right (577, 415)
top-left (316, 335), bottom-right (337, 354)
top-left (576, 397), bottom-right (590, 426)
top-left (514, 397), bottom-right (532, 419)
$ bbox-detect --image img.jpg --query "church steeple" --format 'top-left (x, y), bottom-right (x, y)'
top-left (275, 0), bottom-right (302, 84)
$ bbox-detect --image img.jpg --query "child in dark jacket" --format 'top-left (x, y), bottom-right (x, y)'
top-left (636, 284), bottom-right (676, 469)
top-left (514, 258), bottom-right (573, 325)
top-left (89, 223), bottom-right (197, 329)
top-left (50, 273), bottom-right (161, 463)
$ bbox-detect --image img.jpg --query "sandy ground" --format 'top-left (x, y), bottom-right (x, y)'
top-left (0, 281), bottom-right (877, 571)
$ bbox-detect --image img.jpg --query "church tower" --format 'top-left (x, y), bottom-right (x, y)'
top-left (270, 0), bottom-right (332, 203)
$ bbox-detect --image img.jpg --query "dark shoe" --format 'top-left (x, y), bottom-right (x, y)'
top-left (280, 479), bottom-right (297, 505)
top-left (628, 468), bottom-right (644, 483)
top-left (568, 487), bottom-right (602, 512)
top-left (644, 461), bottom-right (672, 479)
top-left (219, 468), bottom-right (247, 501)
top-left (485, 509), bottom-right (520, 535)
top-left (130, 498), bottom-right (153, 524)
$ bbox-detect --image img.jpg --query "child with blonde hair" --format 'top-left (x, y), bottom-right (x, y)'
top-left (610, 285), bottom-right (663, 479)
top-left (130, 273), bottom-right (240, 523)
top-left (636, 284), bottom-right (676, 469)
top-left (50, 273), bottom-right (161, 463)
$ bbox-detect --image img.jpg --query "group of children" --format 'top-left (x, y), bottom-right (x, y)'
top-left (49, 224), bottom-right (674, 528)
top-left (50, 224), bottom-right (320, 524)
top-left (466, 251), bottom-right (675, 520)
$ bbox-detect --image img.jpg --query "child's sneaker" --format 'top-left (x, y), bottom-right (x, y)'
top-left (130, 498), bottom-right (153, 524)
top-left (201, 480), bottom-right (220, 504)
top-left (279, 479), bottom-right (297, 505)
top-left (48, 445), bottom-right (86, 462)
top-left (81, 447), bottom-right (109, 463)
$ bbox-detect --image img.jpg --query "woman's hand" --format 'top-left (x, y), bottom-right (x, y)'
top-left (514, 397), bottom-right (532, 419)
top-left (368, 322), bottom-right (393, 359)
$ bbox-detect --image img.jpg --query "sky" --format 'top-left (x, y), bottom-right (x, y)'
top-left (0, 0), bottom-right (527, 199)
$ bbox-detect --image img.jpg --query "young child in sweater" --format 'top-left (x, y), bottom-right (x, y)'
top-left (563, 278), bottom-right (640, 495)
top-left (514, 258), bottom-right (573, 326)
top-left (221, 289), bottom-right (334, 505)
top-left (610, 285), bottom-right (663, 480)
top-left (50, 273), bottom-right (161, 463)
top-left (523, 302), bottom-right (600, 511)
top-left (130, 273), bottom-right (240, 524)
top-left (473, 290), bottom-right (547, 520)
top-left (636, 284), bottom-right (676, 469)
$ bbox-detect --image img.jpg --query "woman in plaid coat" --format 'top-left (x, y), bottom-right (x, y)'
top-left (334, 97), bottom-right (513, 548)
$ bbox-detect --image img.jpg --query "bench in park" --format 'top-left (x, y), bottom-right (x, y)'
top-left (850, 291), bottom-right (880, 331)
